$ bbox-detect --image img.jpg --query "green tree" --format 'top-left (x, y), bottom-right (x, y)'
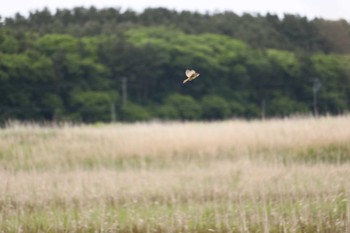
top-left (1, 8), bottom-right (350, 123)
top-left (312, 54), bottom-right (349, 114)
top-left (0, 31), bottom-right (19, 53)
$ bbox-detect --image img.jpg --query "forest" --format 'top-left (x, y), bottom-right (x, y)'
top-left (1, 7), bottom-right (350, 123)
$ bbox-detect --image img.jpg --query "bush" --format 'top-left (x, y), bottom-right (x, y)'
top-left (122, 103), bottom-right (152, 122)
top-left (164, 94), bottom-right (202, 120)
top-left (244, 104), bottom-right (261, 119)
top-left (230, 100), bottom-right (245, 117)
top-left (70, 91), bottom-right (112, 122)
top-left (268, 95), bottom-right (309, 117)
top-left (201, 95), bottom-right (231, 120)
top-left (156, 105), bottom-right (179, 120)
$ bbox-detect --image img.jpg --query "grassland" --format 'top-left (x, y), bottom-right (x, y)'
top-left (1, 115), bottom-right (350, 232)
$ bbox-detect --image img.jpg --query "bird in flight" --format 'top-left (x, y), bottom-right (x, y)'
top-left (183, 69), bottom-right (200, 84)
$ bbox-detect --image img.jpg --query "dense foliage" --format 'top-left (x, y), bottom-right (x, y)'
top-left (1, 7), bottom-right (350, 122)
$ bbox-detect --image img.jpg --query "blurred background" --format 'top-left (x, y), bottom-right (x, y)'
top-left (1, 0), bottom-right (350, 123)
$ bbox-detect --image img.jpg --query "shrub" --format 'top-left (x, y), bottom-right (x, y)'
top-left (164, 93), bottom-right (202, 120)
top-left (156, 105), bottom-right (179, 120)
top-left (122, 103), bottom-right (152, 122)
top-left (201, 95), bottom-right (231, 120)
top-left (70, 91), bottom-right (111, 122)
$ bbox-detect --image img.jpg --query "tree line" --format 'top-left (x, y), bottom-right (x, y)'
top-left (0, 7), bottom-right (350, 123)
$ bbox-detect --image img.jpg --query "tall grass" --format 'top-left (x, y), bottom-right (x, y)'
top-left (1, 115), bottom-right (350, 232)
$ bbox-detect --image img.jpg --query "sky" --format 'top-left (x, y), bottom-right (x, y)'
top-left (0, 0), bottom-right (349, 21)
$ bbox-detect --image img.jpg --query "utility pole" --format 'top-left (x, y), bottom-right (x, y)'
top-left (312, 78), bottom-right (321, 117)
top-left (121, 77), bottom-right (127, 109)
top-left (261, 99), bottom-right (266, 120)
top-left (110, 102), bottom-right (116, 122)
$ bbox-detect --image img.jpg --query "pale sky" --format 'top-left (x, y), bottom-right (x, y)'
top-left (0, 0), bottom-right (349, 21)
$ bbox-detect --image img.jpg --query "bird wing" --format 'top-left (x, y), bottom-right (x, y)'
top-left (185, 69), bottom-right (195, 78)
top-left (191, 73), bottom-right (200, 80)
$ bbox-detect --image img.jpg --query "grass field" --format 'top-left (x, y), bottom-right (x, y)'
top-left (1, 115), bottom-right (350, 232)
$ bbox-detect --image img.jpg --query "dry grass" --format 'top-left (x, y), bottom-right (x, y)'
top-left (1, 115), bottom-right (350, 232)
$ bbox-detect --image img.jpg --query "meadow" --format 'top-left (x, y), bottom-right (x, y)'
top-left (1, 115), bottom-right (350, 232)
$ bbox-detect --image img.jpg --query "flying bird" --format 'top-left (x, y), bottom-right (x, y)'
top-left (183, 69), bottom-right (200, 84)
